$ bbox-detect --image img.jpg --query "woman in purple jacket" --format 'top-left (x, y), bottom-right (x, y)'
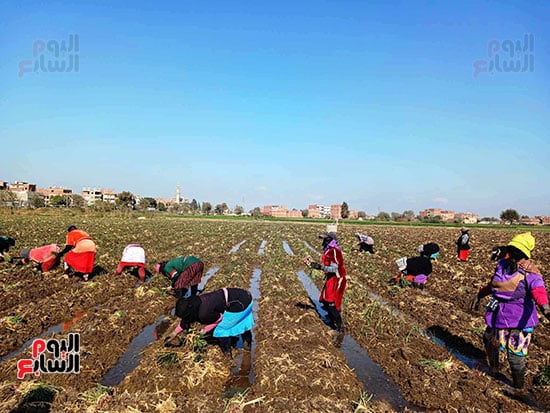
top-left (470, 232), bottom-right (550, 395)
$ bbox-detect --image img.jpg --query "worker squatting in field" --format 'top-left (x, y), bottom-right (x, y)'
top-left (393, 242), bottom-right (440, 289)
top-left (115, 244), bottom-right (147, 282)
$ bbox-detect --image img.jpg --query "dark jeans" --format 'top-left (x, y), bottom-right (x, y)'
top-left (359, 243), bottom-right (374, 254)
top-left (174, 284), bottom-right (199, 299)
top-left (219, 330), bottom-right (253, 355)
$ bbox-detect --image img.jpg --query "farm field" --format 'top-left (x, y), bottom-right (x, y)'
top-left (1, 211), bottom-right (550, 412)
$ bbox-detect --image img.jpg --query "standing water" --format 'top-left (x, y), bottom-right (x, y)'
top-left (229, 240), bottom-right (247, 254)
top-left (1, 311), bottom-right (89, 362)
top-left (198, 266), bottom-right (220, 291)
top-left (100, 267), bottom-right (219, 387)
top-left (100, 314), bottom-right (165, 387)
top-left (296, 270), bottom-right (332, 326)
top-left (303, 240), bottom-right (319, 255)
top-left (224, 267), bottom-right (261, 395)
top-left (257, 240), bottom-right (267, 255)
top-left (282, 240), bottom-right (294, 255)
top-left (295, 270), bottom-right (413, 411)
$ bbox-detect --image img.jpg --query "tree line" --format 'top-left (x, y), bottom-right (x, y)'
top-left (0, 190), bottom-right (531, 223)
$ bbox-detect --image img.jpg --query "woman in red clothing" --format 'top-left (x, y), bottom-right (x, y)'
top-left (19, 244), bottom-right (61, 272)
top-left (304, 232), bottom-right (347, 332)
top-left (58, 225), bottom-right (97, 281)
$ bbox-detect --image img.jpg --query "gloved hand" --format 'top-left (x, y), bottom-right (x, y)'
top-left (542, 305), bottom-right (550, 321)
top-left (310, 262), bottom-right (322, 270)
top-left (469, 294), bottom-right (481, 312)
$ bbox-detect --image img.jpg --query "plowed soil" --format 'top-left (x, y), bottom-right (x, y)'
top-left (1, 210), bottom-right (549, 412)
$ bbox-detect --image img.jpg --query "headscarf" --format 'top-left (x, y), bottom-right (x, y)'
top-left (175, 295), bottom-right (201, 324)
top-left (421, 242), bottom-right (440, 259)
top-left (320, 232), bottom-right (341, 252)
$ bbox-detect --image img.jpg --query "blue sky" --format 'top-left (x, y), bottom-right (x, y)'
top-left (1, 1), bottom-right (548, 217)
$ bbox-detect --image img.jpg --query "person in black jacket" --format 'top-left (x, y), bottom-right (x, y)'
top-left (393, 242), bottom-right (440, 289)
top-left (0, 236), bottom-right (16, 262)
top-left (456, 228), bottom-right (471, 261)
top-left (163, 287), bottom-right (254, 356)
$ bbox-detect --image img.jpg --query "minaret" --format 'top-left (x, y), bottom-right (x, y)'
top-left (176, 184), bottom-right (181, 204)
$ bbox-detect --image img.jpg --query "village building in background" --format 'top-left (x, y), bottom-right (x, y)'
top-left (330, 204), bottom-right (342, 220)
top-left (519, 216), bottom-right (550, 226)
top-left (261, 205), bottom-right (302, 218)
top-left (6, 181), bottom-right (37, 206)
top-left (82, 187), bottom-right (117, 206)
top-left (1, 178), bottom-right (548, 224)
top-left (419, 208), bottom-right (480, 224)
top-left (454, 212), bottom-right (479, 224)
top-left (36, 186), bottom-right (73, 206)
top-left (308, 204), bottom-right (331, 219)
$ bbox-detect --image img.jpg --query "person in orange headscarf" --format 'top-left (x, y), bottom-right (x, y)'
top-left (58, 225), bottom-right (97, 281)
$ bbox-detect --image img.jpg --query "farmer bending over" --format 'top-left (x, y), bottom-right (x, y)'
top-left (115, 244), bottom-right (147, 282)
top-left (156, 255), bottom-right (204, 299)
top-left (394, 242), bottom-right (440, 289)
top-left (58, 225), bottom-right (97, 281)
top-left (164, 287), bottom-right (254, 356)
top-left (356, 233), bottom-right (375, 254)
top-left (0, 236), bottom-right (16, 262)
top-left (456, 227), bottom-right (471, 261)
top-left (20, 244), bottom-right (61, 272)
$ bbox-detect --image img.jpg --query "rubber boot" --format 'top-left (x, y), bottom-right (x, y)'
top-left (508, 352), bottom-right (526, 390)
top-left (326, 303), bottom-right (344, 332)
top-left (483, 333), bottom-right (500, 375)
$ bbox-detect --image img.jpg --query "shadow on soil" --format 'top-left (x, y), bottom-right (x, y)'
top-left (11, 384), bottom-right (58, 413)
top-left (425, 325), bottom-right (486, 366)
